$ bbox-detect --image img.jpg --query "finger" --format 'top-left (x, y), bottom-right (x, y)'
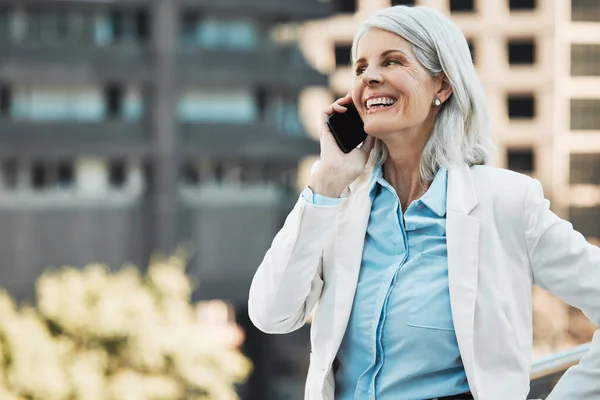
top-left (323, 104), bottom-right (341, 118)
top-left (334, 93), bottom-right (354, 106)
top-left (332, 103), bottom-right (348, 113)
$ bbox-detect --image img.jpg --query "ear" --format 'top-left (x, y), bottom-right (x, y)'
top-left (435, 73), bottom-right (453, 104)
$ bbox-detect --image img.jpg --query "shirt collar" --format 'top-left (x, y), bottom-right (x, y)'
top-left (368, 165), bottom-right (384, 194)
top-left (369, 165), bottom-right (448, 217)
top-left (420, 167), bottom-right (447, 217)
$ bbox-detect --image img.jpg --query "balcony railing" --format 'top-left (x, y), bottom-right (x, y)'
top-left (0, 42), bottom-right (152, 83)
top-left (529, 342), bottom-right (591, 398)
top-left (179, 45), bottom-right (326, 88)
top-left (0, 119), bottom-right (151, 157)
top-left (180, 122), bottom-right (319, 159)
top-left (182, 0), bottom-right (333, 19)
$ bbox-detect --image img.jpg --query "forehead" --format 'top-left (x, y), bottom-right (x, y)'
top-left (355, 28), bottom-right (412, 58)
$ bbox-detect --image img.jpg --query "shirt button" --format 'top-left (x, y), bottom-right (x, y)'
top-left (408, 224), bottom-right (416, 230)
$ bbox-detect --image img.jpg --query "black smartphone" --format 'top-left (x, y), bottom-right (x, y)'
top-left (326, 102), bottom-right (368, 154)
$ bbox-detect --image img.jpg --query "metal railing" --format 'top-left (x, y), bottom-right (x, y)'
top-left (529, 342), bottom-right (591, 398)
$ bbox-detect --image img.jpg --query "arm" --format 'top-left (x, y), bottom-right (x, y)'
top-left (249, 91), bottom-right (374, 334)
top-left (523, 179), bottom-right (600, 399)
top-left (247, 188), bottom-right (341, 334)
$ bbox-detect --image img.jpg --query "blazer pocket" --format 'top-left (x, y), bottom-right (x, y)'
top-left (407, 253), bottom-right (455, 331)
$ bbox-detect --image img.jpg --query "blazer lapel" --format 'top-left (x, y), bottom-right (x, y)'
top-left (327, 171), bottom-right (373, 362)
top-left (447, 163), bottom-right (481, 398)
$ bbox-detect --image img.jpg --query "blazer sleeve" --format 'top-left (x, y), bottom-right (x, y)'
top-left (523, 179), bottom-right (600, 400)
top-left (248, 194), bottom-right (341, 334)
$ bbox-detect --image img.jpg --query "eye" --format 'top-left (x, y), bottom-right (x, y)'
top-left (384, 58), bottom-right (402, 66)
top-left (355, 66), bottom-right (366, 76)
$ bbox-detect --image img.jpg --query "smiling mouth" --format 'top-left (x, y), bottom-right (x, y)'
top-left (365, 97), bottom-right (398, 112)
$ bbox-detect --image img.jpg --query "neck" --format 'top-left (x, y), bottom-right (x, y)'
top-left (381, 127), bottom-right (433, 212)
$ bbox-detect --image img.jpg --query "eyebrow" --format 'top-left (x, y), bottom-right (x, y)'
top-left (354, 49), bottom-right (410, 65)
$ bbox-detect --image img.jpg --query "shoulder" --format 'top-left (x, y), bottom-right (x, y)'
top-left (470, 165), bottom-right (533, 187)
top-left (468, 165), bottom-right (540, 213)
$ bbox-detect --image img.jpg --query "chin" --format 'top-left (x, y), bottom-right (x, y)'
top-left (364, 123), bottom-right (400, 138)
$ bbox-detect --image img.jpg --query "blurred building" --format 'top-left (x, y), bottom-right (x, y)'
top-left (0, 0), bottom-right (332, 298)
top-left (0, 0), bottom-right (338, 399)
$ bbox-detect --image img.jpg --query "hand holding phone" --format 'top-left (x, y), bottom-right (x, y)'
top-left (309, 95), bottom-right (374, 198)
top-left (326, 102), bottom-right (368, 154)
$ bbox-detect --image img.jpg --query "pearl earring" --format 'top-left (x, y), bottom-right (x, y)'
top-left (433, 98), bottom-right (442, 107)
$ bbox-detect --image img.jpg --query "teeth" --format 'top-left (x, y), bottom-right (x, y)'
top-left (366, 97), bottom-right (397, 109)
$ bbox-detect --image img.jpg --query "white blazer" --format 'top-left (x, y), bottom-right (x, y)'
top-left (248, 163), bottom-right (600, 400)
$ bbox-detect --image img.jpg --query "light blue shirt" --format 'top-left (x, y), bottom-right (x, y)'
top-left (303, 166), bottom-right (469, 400)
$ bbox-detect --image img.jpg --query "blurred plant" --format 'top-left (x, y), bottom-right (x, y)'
top-left (0, 249), bottom-right (251, 400)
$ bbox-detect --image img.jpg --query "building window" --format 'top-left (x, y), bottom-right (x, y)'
top-left (0, 7), bottom-right (11, 40)
top-left (181, 160), bottom-right (241, 187)
top-left (1, 159), bottom-right (77, 191)
top-left (178, 88), bottom-right (257, 123)
top-left (23, 9), bottom-right (96, 44)
top-left (255, 87), bottom-right (268, 119)
top-left (30, 162), bottom-right (45, 189)
top-left (507, 148), bottom-right (534, 174)
top-left (109, 160), bottom-right (126, 188)
top-left (450, 0), bottom-right (475, 12)
top-left (135, 10), bottom-right (149, 41)
top-left (104, 84), bottom-right (144, 120)
top-left (267, 93), bottom-right (304, 136)
top-left (466, 38), bottom-right (475, 64)
top-left (1, 159), bottom-right (17, 189)
top-left (123, 86), bottom-right (144, 121)
top-left (181, 161), bottom-right (199, 185)
top-left (569, 207), bottom-right (600, 239)
top-left (337, 0), bottom-right (357, 14)
top-left (109, 9), bottom-right (148, 43)
top-left (11, 85), bottom-right (104, 121)
top-left (509, 0), bottom-right (536, 11)
top-left (572, 0), bottom-right (600, 22)
top-left (571, 99), bottom-right (600, 130)
top-left (570, 154), bottom-right (600, 184)
top-left (508, 39), bottom-right (536, 65)
top-left (264, 163), bottom-right (297, 190)
top-left (182, 16), bottom-right (258, 49)
top-left (105, 84), bottom-right (122, 119)
top-left (57, 161), bottom-right (74, 186)
top-left (181, 160), bottom-right (297, 190)
top-left (0, 84), bottom-right (10, 116)
top-left (334, 43), bottom-right (353, 68)
top-left (30, 160), bottom-right (75, 191)
top-left (571, 44), bottom-right (600, 76)
top-left (181, 12), bottom-right (198, 44)
top-left (507, 94), bottom-right (535, 119)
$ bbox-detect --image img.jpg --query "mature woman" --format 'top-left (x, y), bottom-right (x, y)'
top-left (248, 5), bottom-right (600, 400)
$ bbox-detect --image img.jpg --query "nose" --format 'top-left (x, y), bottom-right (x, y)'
top-left (361, 65), bottom-right (383, 87)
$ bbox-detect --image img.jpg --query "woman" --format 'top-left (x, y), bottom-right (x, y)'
top-left (248, 5), bottom-right (600, 400)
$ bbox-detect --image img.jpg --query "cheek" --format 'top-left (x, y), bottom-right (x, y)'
top-left (402, 82), bottom-right (432, 112)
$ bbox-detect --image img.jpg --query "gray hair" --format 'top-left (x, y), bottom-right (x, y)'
top-left (352, 5), bottom-right (495, 181)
